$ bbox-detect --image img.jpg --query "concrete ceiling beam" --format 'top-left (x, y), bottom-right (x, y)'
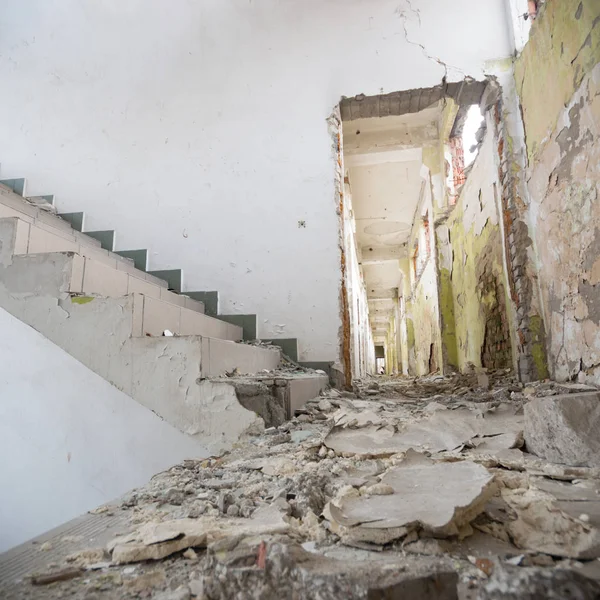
top-left (344, 147), bottom-right (422, 168)
top-left (340, 81), bottom-right (487, 121)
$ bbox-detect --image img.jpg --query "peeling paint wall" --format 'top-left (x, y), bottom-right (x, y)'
top-left (436, 222), bottom-right (459, 370)
top-left (516, 0), bottom-right (600, 384)
top-left (407, 171), bottom-right (444, 375)
top-left (445, 110), bottom-right (514, 372)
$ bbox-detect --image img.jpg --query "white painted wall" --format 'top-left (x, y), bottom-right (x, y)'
top-left (0, 308), bottom-right (206, 552)
top-left (343, 183), bottom-right (375, 377)
top-left (0, 0), bottom-right (512, 362)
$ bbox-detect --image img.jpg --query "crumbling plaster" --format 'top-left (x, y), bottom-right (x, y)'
top-left (406, 169), bottom-right (443, 376)
top-left (0, 0), bottom-right (513, 364)
top-left (0, 252), bottom-right (275, 455)
top-left (527, 64), bottom-right (600, 384)
top-left (515, 0), bottom-right (600, 385)
top-left (445, 110), bottom-right (513, 372)
top-left (0, 306), bottom-right (206, 551)
top-left (514, 0), bottom-right (600, 162)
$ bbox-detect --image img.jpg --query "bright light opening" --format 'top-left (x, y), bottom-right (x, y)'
top-left (461, 105), bottom-right (485, 167)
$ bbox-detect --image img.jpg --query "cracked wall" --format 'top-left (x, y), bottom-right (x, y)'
top-left (443, 110), bottom-right (514, 372)
top-left (406, 171), bottom-right (444, 376)
top-left (516, 0), bottom-right (600, 384)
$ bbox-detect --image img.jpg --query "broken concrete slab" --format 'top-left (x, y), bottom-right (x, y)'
top-left (324, 452), bottom-right (495, 545)
top-left (524, 392), bottom-right (600, 467)
top-left (324, 403), bottom-right (523, 457)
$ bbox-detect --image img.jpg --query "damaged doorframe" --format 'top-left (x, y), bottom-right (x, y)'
top-left (328, 106), bottom-right (353, 390)
top-left (335, 77), bottom-right (542, 381)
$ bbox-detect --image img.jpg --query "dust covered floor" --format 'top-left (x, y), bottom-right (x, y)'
top-left (3, 371), bottom-right (600, 599)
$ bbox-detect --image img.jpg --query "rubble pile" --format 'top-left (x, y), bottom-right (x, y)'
top-left (4, 372), bottom-right (600, 599)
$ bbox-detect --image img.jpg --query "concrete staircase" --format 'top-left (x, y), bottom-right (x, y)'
top-left (0, 182), bottom-right (284, 454)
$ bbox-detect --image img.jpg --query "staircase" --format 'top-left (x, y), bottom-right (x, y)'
top-left (0, 180), bottom-right (284, 454)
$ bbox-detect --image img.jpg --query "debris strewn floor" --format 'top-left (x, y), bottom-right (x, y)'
top-left (3, 371), bottom-right (600, 599)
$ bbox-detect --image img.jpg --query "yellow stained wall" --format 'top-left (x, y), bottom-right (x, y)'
top-left (514, 0), bottom-right (600, 162)
top-left (407, 171), bottom-right (444, 376)
top-left (445, 111), bottom-right (513, 372)
top-left (515, 0), bottom-right (600, 384)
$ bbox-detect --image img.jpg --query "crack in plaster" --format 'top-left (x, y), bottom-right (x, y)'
top-left (394, 2), bottom-right (466, 81)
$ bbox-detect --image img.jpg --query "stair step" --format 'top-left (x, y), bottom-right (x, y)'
top-left (85, 230), bottom-right (115, 251)
top-left (116, 249), bottom-right (148, 271)
top-left (0, 178), bottom-right (25, 196)
top-left (1, 252), bottom-right (234, 339)
top-left (0, 287), bottom-right (281, 456)
top-left (148, 269), bottom-right (182, 293)
top-left (260, 338), bottom-right (299, 362)
top-left (0, 191), bottom-right (102, 249)
top-left (27, 195), bottom-right (55, 212)
top-left (0, 219), bottom-right (212, 320)
top-left (0, 187), bottom-right (205, 312)
top-left (186, 291), bottom-right (219, 316)
top-left (219, 314), bottom-right (257, 341)
top-left (59, 211), bottom-right (84, 231)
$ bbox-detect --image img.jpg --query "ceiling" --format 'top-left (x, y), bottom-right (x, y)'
top-left (349, 160), bottom-right (422, 248)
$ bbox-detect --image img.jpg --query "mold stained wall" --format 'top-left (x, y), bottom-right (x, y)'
top-left (515, 0), bottom-right (600, 384)
top-left (0, 0), bottom-right (513, 363)
top-left (407, 171), bottom-right (443, 375)
top-left (445, 110), bottom-right (514, 372)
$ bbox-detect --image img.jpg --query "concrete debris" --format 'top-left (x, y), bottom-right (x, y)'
top-left (524, 392), bottom-right (600, 468)
top-left (324, 452), bottom-right (495, 545)
top-left (476, 563), bottom-right (600, 599)
top-left (7, 372), bottom-right (600, 599)
top-left (109, 507), bottom-right (289, 564)
top-left (324, 402), bottom-right (523, 457)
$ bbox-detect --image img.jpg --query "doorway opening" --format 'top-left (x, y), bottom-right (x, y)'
top-left (335, 80), bottom-right (512, 380)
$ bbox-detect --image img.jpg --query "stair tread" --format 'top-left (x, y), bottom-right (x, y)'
top-left (0, 186), bottom-right (205, 312)
top-left (0, 195), bottom-right (173, 289)
top-left (0, 220), bottom-right (205, 316)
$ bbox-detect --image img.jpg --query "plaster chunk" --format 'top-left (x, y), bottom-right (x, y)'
top-left (524, 392), bottom-right (600, 468)
top-left (325, 403), bottom-right (523, 456)
top-left (110, 506), bottom-right (289, 564)
top-left (325, 453), bottom-right (495, 544)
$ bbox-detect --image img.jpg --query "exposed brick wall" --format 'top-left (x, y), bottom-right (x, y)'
top-left (480, 278), bottom-right (512, 369)
top-left (493, 102), bottom-right (547, 381)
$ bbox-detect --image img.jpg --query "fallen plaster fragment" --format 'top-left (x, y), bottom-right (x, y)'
top-left (494, 485), bottom-right (600, 559)
top-left (324, 403), bottom-right (523, 457)
top-left (332, 407), bottom-right (383, 428)
top-left (109, 506), bottom-right (289, 564)
top-left (324, 451), bottom-right (495, 546)
top-left (524, 392), bottom-right (600, 468)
